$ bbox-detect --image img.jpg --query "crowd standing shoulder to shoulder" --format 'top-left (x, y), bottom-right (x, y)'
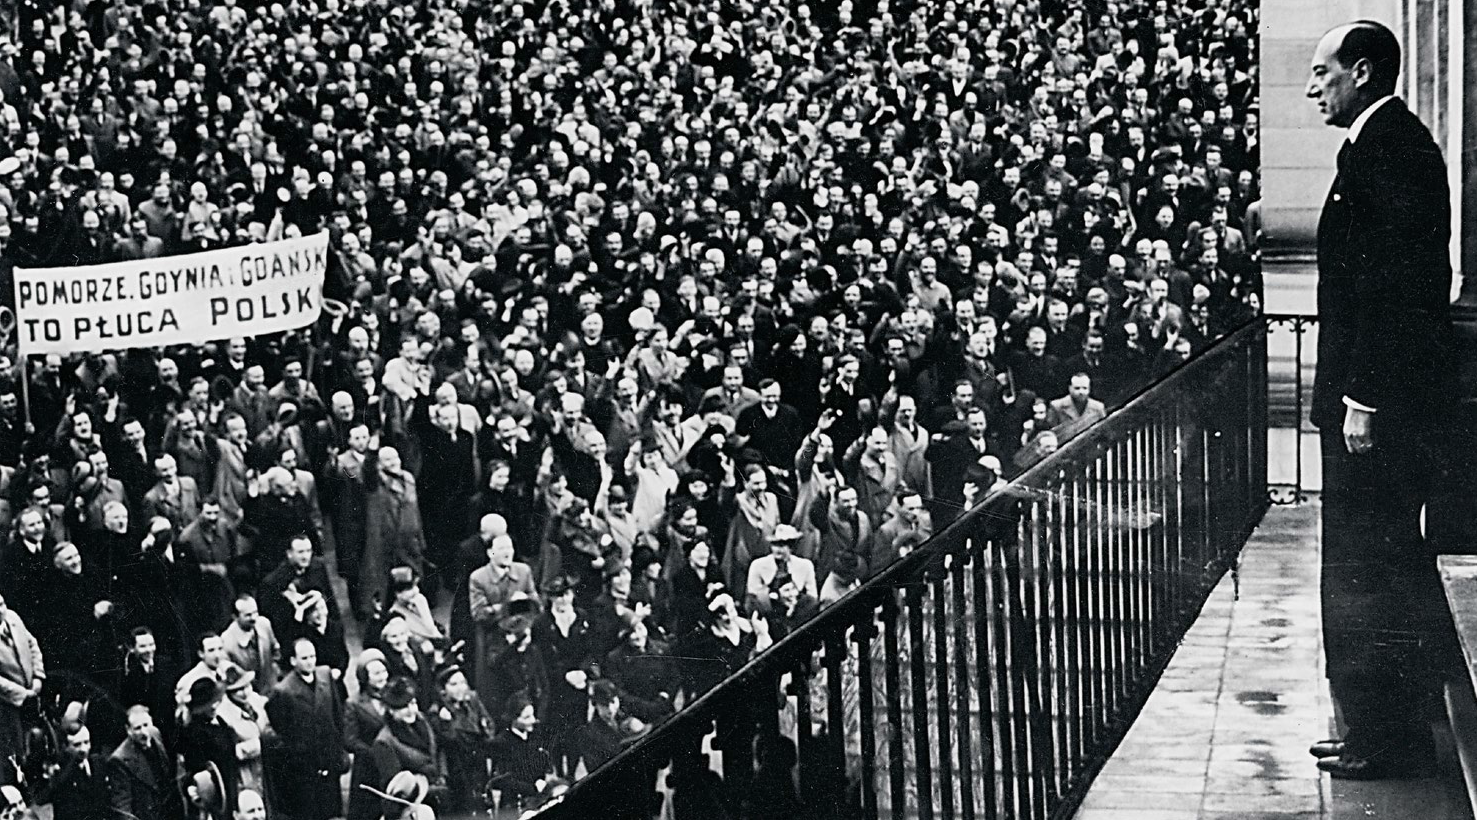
top-left (0, 0), bottom-right (1259, 814)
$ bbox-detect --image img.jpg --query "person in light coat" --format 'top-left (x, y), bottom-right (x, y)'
top-left (0, 593), bottom-right (43, 772)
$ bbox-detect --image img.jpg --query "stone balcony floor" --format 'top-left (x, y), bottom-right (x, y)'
top-left (1074, 501), bottom-right (1473, 820)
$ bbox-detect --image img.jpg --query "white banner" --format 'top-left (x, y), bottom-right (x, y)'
top-left (13, 233), bottom-right (329, 355)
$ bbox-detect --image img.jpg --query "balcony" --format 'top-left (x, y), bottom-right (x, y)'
top-left (515, 318), bottom-right (1477, 820)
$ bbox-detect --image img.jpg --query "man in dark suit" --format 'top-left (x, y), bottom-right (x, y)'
top-left (925, 408), bottom-right (996, 527)
top-left (414, 400), bottom-right (478, 599)
top-left (265, 639), bottom-right (348, 820)
top-left (52, 722), bottom-right (112, 820)
top-left (108, 705), bottom-right (184, 820)
top-left (1305, 20), bottom-right (1458, 780)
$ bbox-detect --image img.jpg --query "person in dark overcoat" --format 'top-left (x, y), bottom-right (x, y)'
top-left (108, 705), bottom-right (185, 820)
top-left (1304, 21), bottom-right (1462, 779)
top-left (48, 721), bottom-right (112, 820)
top-left (265, 639), bottom-right (349, 820)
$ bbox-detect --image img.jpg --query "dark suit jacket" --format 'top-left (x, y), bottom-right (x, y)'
top-left (1313, 98), bottom-right (1454, 428)
top-left (108, 730), bottom-right (184, 820)
top-left (266, 668), bottom-right (348, 774)
top-left (50, 752), bottom-right (112, 820)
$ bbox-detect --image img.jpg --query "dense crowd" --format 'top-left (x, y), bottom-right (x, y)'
top-left (0, 0), bottom-right (1259, 816)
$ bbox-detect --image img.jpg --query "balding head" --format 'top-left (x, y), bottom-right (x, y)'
top-left (479, 514), bottom-right (507, 540)
top-left (1308, 21), bottom-right (1401, 127)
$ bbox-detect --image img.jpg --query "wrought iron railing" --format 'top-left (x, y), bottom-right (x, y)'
top-left (530, 320), bottom-right (1270, 820)
top-left (1265, 313), bottom-right (1316, 504)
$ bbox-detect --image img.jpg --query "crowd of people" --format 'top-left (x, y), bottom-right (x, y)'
top-left (0, 0), bottom-right (1260, 815)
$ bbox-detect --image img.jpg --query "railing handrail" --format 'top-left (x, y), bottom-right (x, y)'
top-left (533, 315), bottom-right (1267, 815)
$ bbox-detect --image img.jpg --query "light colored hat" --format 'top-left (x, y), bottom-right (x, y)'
top-left (628, 307), bottom-right (655, 332)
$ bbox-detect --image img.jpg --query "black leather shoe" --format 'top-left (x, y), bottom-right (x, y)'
top-left (1316, 753), bottom-right (1422, 780)
top-left (1308, 739), bottom-right (1345, 758)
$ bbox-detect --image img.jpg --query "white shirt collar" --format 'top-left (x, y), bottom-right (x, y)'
top-left (1348, 95), bottom-right (1395, 144)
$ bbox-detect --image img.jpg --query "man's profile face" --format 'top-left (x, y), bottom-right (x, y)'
top-left (1307, 27), bottom-right (1371, 128)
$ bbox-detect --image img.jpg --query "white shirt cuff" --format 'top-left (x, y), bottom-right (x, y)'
top-left (1342, 396), bottom-right (1377, 413)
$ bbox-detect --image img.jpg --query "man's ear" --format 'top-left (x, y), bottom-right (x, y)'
top-left (1350, 58), bottom-right (1375, 91)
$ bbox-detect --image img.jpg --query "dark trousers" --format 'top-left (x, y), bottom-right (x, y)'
top-left (1320, 420), bottom-right (1458, 757)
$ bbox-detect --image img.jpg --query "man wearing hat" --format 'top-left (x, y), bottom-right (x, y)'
top-left (744, 524), bottom-right (815, 615)
top-left (479, 598), bottom-right (548, 722)
top-left (370, 678), bottom-right (443, 801)
top-left (177, 677), bottom-right (240, 813)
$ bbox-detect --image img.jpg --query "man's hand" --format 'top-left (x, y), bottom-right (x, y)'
top-left (1343, 405), bottom-right (1376, 455)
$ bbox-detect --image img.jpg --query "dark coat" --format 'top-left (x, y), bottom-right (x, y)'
top-left (49, 752), bottom-right (112, 820)
top-left (116, 653), bottom-right (180, 745)
top-left (487, 728), bottom-right (555, 797)
top-left (242, 492), bottom-right (320, 576)
top-left (265, 668), bottom-right (348, 820)
top-left (529, 610), bottom-right (597, 733)
top-left (1312, 97), bottom-right (1455, 428)
top-left (108, 729), bottom-right (184, 820)
top-left (430, 697), bottom-right (496, 814)
top-left (602, 642), bottom-right (678, 723)
top-left (480, 640), bottom-right (549, 724)
top-left (369, 717), bottom-right (440, 786)
top-left (0, 535), bottom-right (53, 619)
top-left (177, 714), bottom-right (240, 809)
top-left (344, 694), bottom-right (387, 820)
top-left (259, 558), bottom-right (341, 633)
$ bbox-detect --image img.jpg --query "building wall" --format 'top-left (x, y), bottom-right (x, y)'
top-left (1261, 0), bottom-right (1467, 303)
